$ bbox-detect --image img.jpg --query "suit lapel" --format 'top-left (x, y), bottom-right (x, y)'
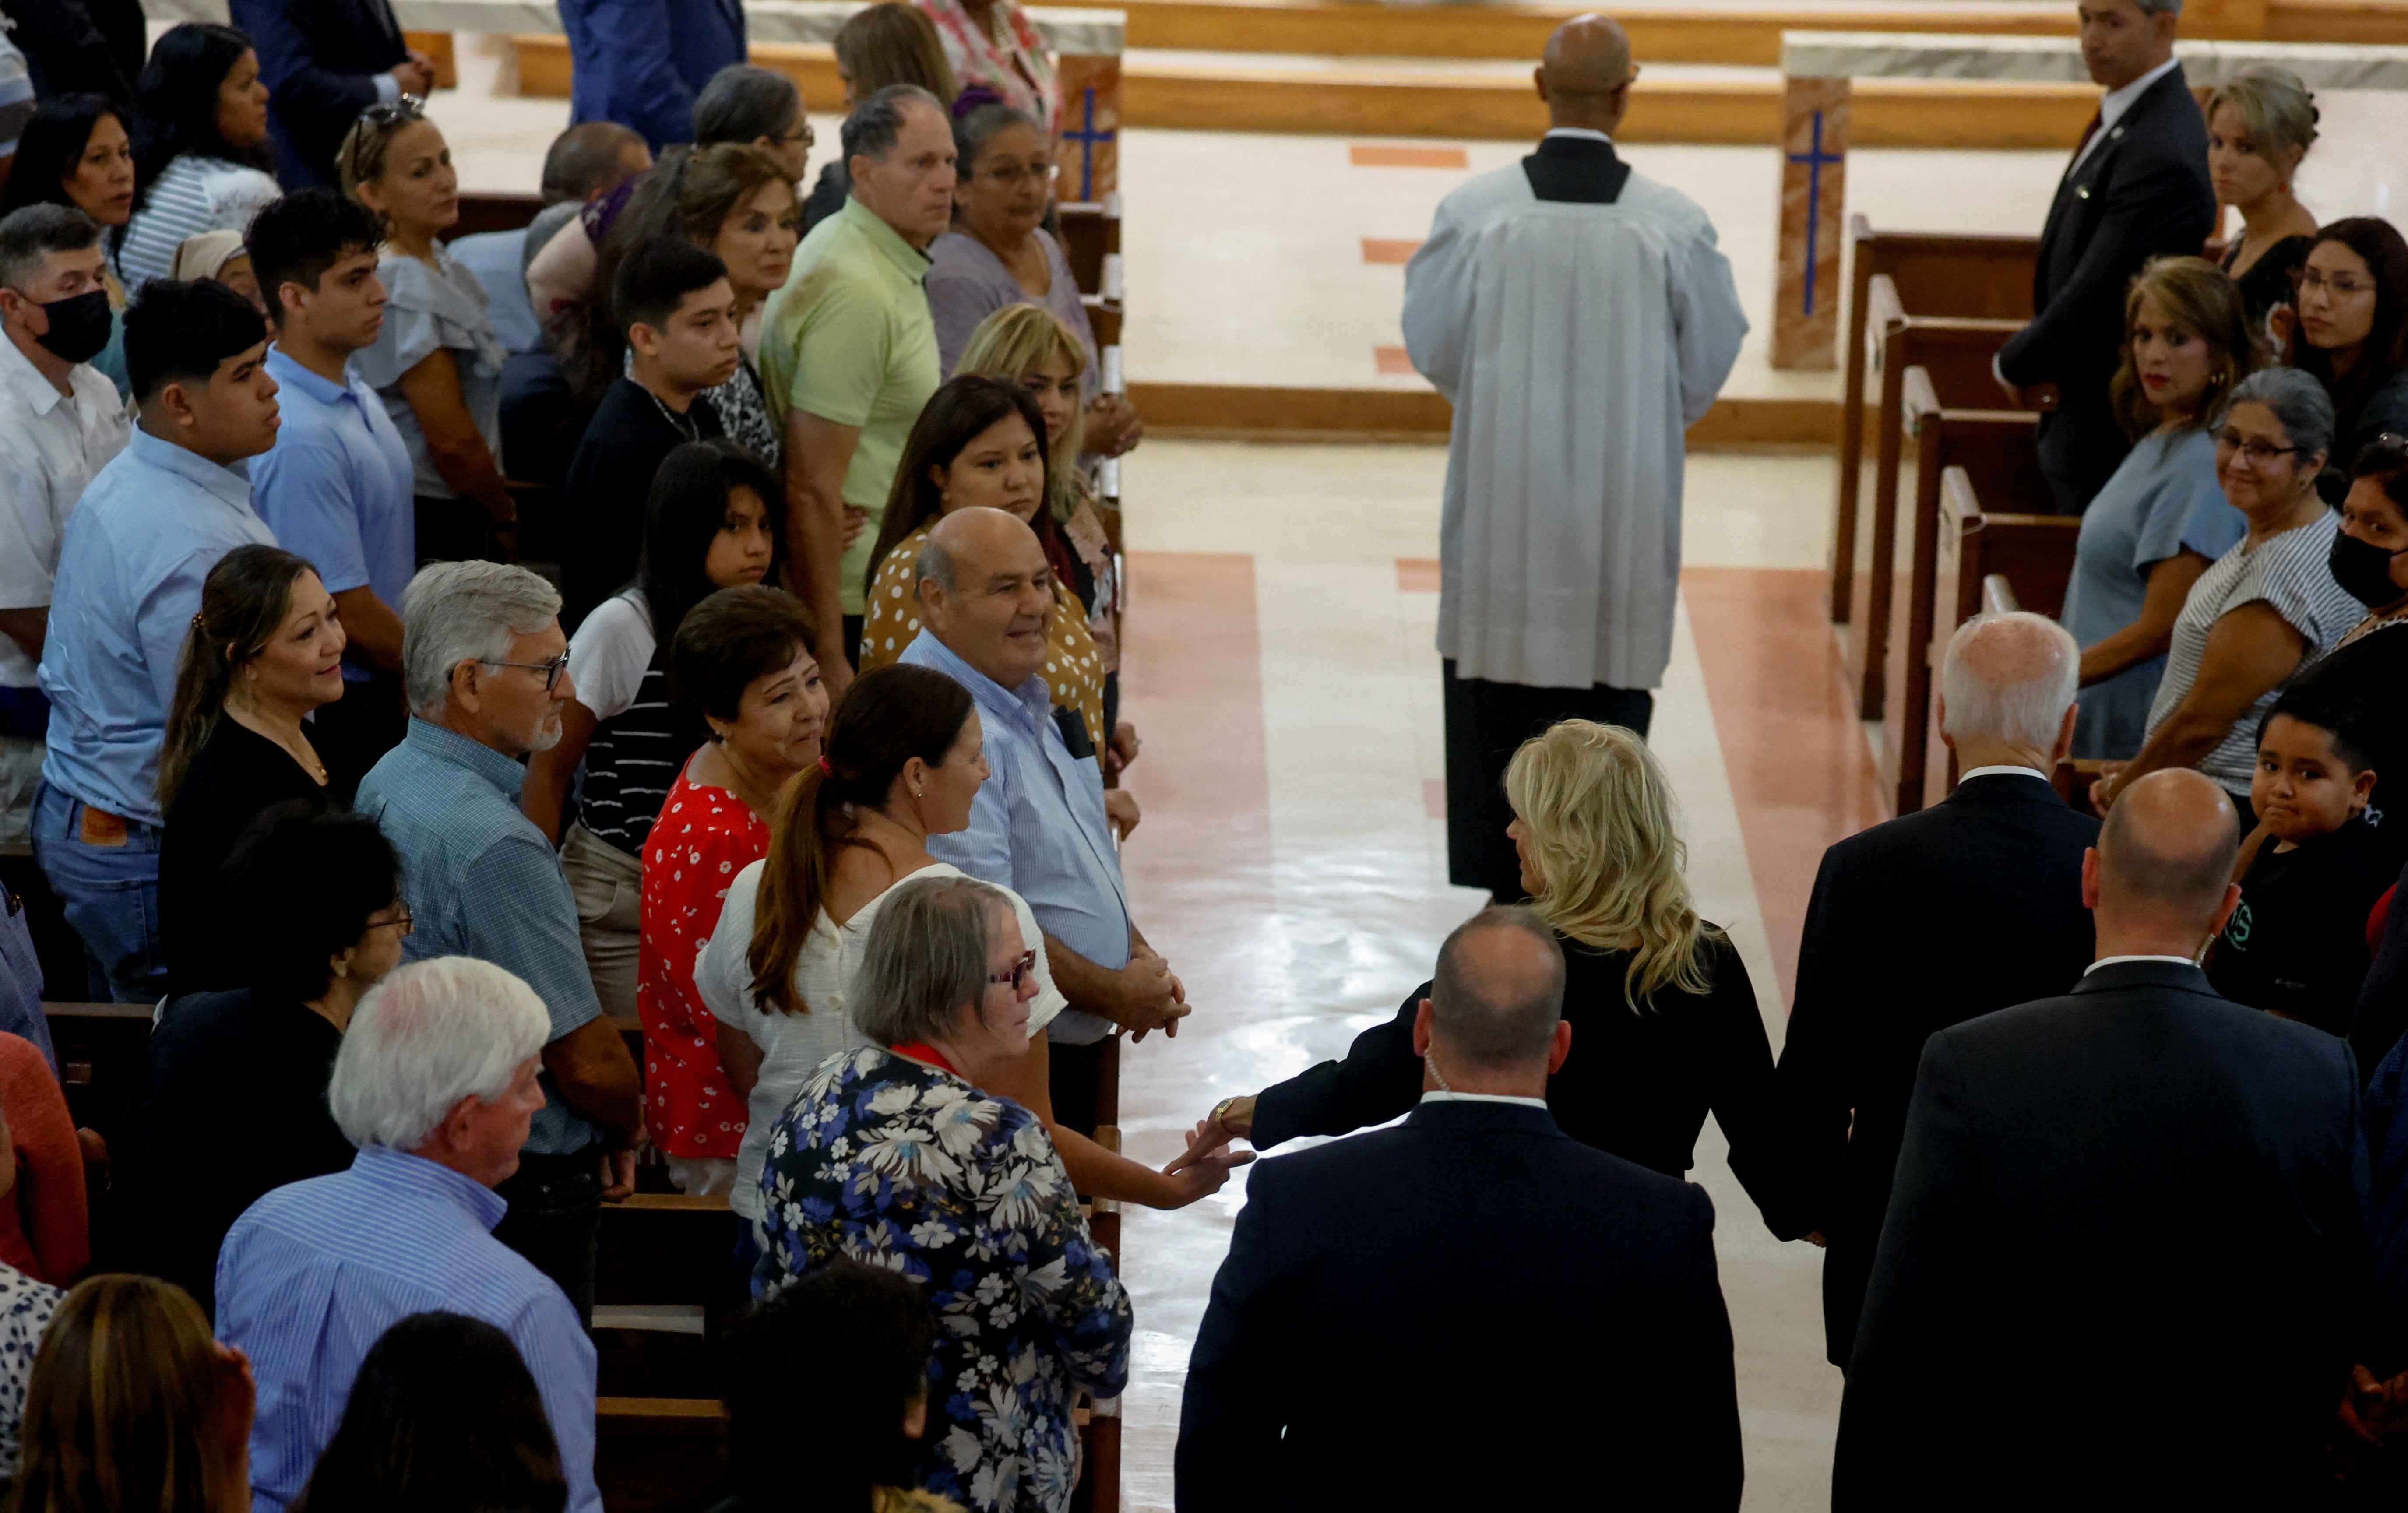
top-left (366, 0), bottom-right (405, 54)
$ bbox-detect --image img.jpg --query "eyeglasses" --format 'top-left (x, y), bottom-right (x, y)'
top-left (368, 909), bottom-right (414, 937)
top-left (978, 161), bottom-right (1058, 188)
top-left (770, 122), bottom-right (816, 150)
top-left (988, 950), bottom-right (1037, 989)
top-left (2296, 268), bottom-right (2373, 299)
top-left (479, 653), bottom-right (571, 693)
top-left (2215, 429), bottom-right (2306, 466)
top-left (359, 96), bottom-right (426, 127)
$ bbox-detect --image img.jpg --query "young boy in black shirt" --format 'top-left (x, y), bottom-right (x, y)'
top-left (2208, 687), bottom-right (2394, 1035)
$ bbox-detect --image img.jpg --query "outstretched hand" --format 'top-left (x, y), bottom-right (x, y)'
top-left (1156, 1146), bottom-right (1253, 1207)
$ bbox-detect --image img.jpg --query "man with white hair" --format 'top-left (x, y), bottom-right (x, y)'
top-left (353, 560), bottom-right (643, 1321)
top-left (1774, 611), bottom-right (2100, 1369)
top-left (216, 955), bottom-right (600, 1513)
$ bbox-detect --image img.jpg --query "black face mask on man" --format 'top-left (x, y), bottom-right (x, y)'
top-left (2329, 526), bottom-right (2408, 609)
top-left (9, 287), bottom-right (113, 367)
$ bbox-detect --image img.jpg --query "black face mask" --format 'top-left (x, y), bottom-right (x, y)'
top-left (2329, 527), bottom-right (2408, 609)
top-left (27, 289), bottom-right (112, 366)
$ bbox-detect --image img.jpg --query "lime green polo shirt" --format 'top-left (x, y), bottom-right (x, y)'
top-left (760, 196), bottom-right (943, 615)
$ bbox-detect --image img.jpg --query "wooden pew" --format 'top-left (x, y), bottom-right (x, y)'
top-left (1831, 214), bottom-right (2035, 623)
top-left (44, 1002), bottom-right (152, 1146)
top-left (1880, 366), bottom-right (2048, 815)
top-left (451, 191), bottom-right (547, 240)
top-left (596, 1396), bottom-right (726, 1513)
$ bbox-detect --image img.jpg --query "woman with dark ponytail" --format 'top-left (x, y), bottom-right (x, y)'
top-left (156, 544), bottom-right (346, 994)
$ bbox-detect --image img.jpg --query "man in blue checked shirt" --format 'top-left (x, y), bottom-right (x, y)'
top-left (217, 955), bottom-right (601, 1513)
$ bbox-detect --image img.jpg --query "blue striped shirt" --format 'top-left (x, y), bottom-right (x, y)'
top-left (216, 1145), bottom-right (599, 1513)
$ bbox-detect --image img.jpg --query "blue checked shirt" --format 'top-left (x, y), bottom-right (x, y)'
top-left (900, 631), bottom-right (1130, 1045)
top-left (355, 719), bottom-right (603, 1154)
top-left (216, 1145), bottom-right (599, 1513)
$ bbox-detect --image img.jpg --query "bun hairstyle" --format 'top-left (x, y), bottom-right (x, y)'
top-left (747, 664), bottom-right (975, 1015)
top-left (2204, 66), bottom-right (2320, 178)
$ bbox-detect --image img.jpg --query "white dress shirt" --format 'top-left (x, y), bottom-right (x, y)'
top-left (0, 336), bottom-right (131, 689)
top-left (2085, 954), bottom-right (2201, 975)
top-left (2070, 56), bottom-right (2182, 175)
top-left (1543, 126), bottom-right (1614, 146)
top-left (1419, 1090), bottom-right (1550, 1110)
top-left (1960, 764), bottom-right (2050, 783)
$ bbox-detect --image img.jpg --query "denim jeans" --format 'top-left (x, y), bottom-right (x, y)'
top-left (29, 781), bottom-right (166, 1003)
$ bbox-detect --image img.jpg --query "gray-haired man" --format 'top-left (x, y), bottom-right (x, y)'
top-left (353, 560), bottom-right (644, 1321)
top-left (760, 82), bottom-right (953, 697)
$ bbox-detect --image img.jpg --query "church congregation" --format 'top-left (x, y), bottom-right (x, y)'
top-left (3, 0), bottom-right (2408, 1506)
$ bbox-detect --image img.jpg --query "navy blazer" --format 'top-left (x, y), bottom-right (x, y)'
top-left (229, 0), bottom-right (408, 190)
top-left (1177, 1099), bottom-right (1742, 1512)
top-left (1774, 771), bottom-right (2098, 1368)
top-left (1834, 961), bottom-right (2369, 1509)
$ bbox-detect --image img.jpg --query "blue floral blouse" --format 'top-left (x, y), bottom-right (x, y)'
top-left (757, 1048), bottom-right (1132, 1513)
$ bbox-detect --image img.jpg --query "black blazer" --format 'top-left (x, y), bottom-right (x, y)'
top-left (1250, 929), bottom-right (1795, 1229)
top-left (1996, 65), bottom-right (2216, 509)
top-left (1177, 1099), bottom-right (1741, 1512)
top-left (1774, 771), bottom-right (2098, 1368)
top-left (5, 0), bottom-right (146, 108)
top-left (229, 0), bottom-right (408, 191)
top-left (1834, 961), bottom-right (2369, 1509)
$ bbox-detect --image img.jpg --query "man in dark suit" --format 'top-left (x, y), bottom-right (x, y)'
top-left (1994, 0), bottom-right (2216, 512)
top-left (1834, 769), bottom-right (2370, 1509)
top-left (1176, 906), bottom-right (1741, 1513)
top-left (5, 0), bottom-right (146, 107)
top-left (229, 0), bottom-right (432, 190)
top-left (1776, 611), bottom-right (2098, 1369)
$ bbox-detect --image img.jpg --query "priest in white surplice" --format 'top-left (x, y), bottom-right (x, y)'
top-left (1403, 13), bottom-right (1746, 898)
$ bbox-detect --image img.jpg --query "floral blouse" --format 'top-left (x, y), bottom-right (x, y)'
top-left (0, 1260), bottom-right (61, 1477)
top-left (705, 351), bottom-right (781, 471)
top-left (638, 769), bottom-right (771, 1158)
top-left (858, 522), bottom-right (1108, 753)
top-left (759, 1048), bottom-right (1131, 1513)
top-left (918, 0), bottom-right (1061, 138)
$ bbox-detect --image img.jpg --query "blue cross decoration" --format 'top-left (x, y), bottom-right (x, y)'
top-left (1786, 109), bottom-right (1844, 317)
top-left (1063, 86), bottom-right (1116, 201)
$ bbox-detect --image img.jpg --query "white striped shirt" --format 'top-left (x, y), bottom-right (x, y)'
top-left (115, 155), bottom-right (281, 291)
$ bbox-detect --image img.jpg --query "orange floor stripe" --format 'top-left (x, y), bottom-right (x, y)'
top-left (1372, 345), bottom-right (1416, 375)
top-left (1348, 144), bottom-right (1469, 168)
top-left (1360, 236), bottom-right (1423, 264)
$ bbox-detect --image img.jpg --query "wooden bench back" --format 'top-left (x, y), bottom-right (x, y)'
top-left (451, 192), bottom-right (547, 239)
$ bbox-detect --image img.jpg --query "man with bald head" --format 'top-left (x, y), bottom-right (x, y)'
top-left (1776, 611), bottom-right (2099, 1367)
top-left (1178, 906), bottom-right (1742, 1510)
top-left (1403, 12), bottom-right (1747, 901)
top-left (899, 507), bottom-right (1189, 1132)
top-left (1835, 767), bottom-right (2369, 1508)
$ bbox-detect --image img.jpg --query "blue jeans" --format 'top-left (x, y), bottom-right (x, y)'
top-left (29, 781), bottom-right (165, 1003)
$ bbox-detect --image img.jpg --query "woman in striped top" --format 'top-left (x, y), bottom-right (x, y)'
top-left (114, 25), bottom-right (280, 291)
top-left (525, 439), bottom-right (783, 1021)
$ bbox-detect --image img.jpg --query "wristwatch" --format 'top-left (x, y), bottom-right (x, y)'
top-left (1210, 1095), bottom-right (1240, 1126)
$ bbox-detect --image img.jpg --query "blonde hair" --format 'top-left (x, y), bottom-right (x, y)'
top-left (954, 303), bottom-right (1089, 521)
top-left (2109, 255), bottom-right (2265, 440)
top-left (1503, 720), bottom-right (1717, 1010)
top-left (2204, 66), bottom-right (2319, 179)
top-left (832, 3), bottom-right (958, 104)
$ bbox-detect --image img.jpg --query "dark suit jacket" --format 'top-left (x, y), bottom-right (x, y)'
top-left (1834, 961), bottom-right (2369, 1509)
top-left (1775, 771), bottom-right (2098, 1368)
top-left (4, 0), bottom-right (145, 107)
top-left (230, 0), bottom-right (408, 190)
top-left (1177, 1099), bottom-right (1741, 1512)
top-left (1996, 65), bottom-right (2216, 510)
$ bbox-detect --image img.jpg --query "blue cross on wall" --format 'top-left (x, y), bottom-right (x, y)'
top-left (1062, 87), bottom-right (1116, 202)
top-left (1786, 109), bottom-right (1844, 317)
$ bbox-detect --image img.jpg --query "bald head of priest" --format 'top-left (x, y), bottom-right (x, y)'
top-left (1534, 14), bottom-right (1636, 135)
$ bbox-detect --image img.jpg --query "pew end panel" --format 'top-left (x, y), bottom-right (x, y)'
top-left (1933, 466), bottom-right (2083, 801)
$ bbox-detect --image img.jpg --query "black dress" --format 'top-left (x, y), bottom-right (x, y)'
top-left (2222, 233), bottom-right (2311, 327)
top-left (158, 719), bottom-right (329, 996)
top-left (96, 987), bottom-right (355, 1318)
top-left (1248, 929), bottom-right (1791, 1224)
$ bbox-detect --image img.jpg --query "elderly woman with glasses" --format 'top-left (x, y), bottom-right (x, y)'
top-left (2091, 367), bottom-right (2366, 822)
top-left (755, 873), bottom-right (1131, 1513)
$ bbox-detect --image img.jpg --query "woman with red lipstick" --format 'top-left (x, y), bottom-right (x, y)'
top-left (2289, 217), bottom-right (2408, 503)
top-left (2063, 257), bottom-right (2262, 759)
top-left (2206, 68), bottom-right (2320, 333)
top-left (155, 545), bottom-right (347, 995)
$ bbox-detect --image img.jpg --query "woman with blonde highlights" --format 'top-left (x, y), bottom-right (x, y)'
top-left (2204, 66), bottom-right (2320, 328)
top-left (1181, 720), bottom-right (1792, 1228)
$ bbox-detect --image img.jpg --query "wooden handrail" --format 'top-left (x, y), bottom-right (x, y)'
top-left (1981, 574), bottom-right (2020, 615)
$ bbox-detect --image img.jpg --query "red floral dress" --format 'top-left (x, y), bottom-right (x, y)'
top-left (638, 771), bottom-right (769, 1158)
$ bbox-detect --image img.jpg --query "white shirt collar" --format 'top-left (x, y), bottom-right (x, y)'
top-left (1960, 764), bottom-right (2049, 784)
top-left (2098, 56), bottom-right (2181, 134)
top-left (0, 330), bottom-right (69, 417)
top-left (1543, 127), bottom-right (1614, 145)
top-left (1419, 1090), bottom-right (1551, 1111)
top-left (2084, 953), bottom-right (2201, 975)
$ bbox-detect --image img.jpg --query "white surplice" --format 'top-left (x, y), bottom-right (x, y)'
top-left (1401, 151), bottom-right (1747, 692)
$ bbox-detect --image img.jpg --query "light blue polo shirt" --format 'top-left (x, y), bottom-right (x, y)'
top-left (251, 345), bottom-right (415, 683)
top-left (38, 426), bottom-right (277, 825)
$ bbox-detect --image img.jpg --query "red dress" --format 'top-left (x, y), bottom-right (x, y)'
top-left (638, 771), bottom-right (769, 1158)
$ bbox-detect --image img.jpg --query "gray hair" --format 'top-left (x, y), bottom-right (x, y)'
top-left (842, 83), bottom-right (943, 165)
top-left (694, 63), bottom-right (802, 150)
top-left (327, 956), bottom-right (552, 1151)
top-left (1428, 905), bottom-right (1567, 1070)
top-left (912, 532), bottom-right (960, 598)
top-left (953, 102), bottom-right (1042, 174)
top-left (2134, 0), bottom-right (2182, 14)
top-left (401, 560), bottom-right (561, 718)
top-left (2220, 365), bottom-right (2335, 460)
top-left (851, 874), bottom-right (1013, 1046)
top-left (1938, 611), bottom-right (2080, 752)
top-left (0, 203), bottom-right (101, 290)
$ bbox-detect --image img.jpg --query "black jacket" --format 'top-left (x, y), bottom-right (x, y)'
top-left (1997, 65), bottom-right (2217, 510)
top-left (1774, 771), bottom-right (2098, 1368)
top-left (4, 0), bottom-right (144, 107)
top-left (1177, 1099), bottom-right (1741, 1512)
top-left (1834, 960), bottom-right (2369, 1509)
top-left (229, 0), bottom-right (409, 191)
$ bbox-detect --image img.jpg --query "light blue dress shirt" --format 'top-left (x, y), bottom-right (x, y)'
top-left (901, 632), bottom-right (1129, 1045)
top-left (36, 426), bottom-right (278, 824)
top-left (251, 347), bottom-right (415, 683)
top-left (355, 720), bottom-right (604, 1153)
top-left (216, 1145), bottom-right (600, 1513)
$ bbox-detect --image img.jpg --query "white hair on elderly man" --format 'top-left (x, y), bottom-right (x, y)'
top-left (327, 956), bottom-right (553, 1151)
top-left (400, 559), bottom-right (561, 718)
top-left (1938, 611), bottom-right (2081, 752)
